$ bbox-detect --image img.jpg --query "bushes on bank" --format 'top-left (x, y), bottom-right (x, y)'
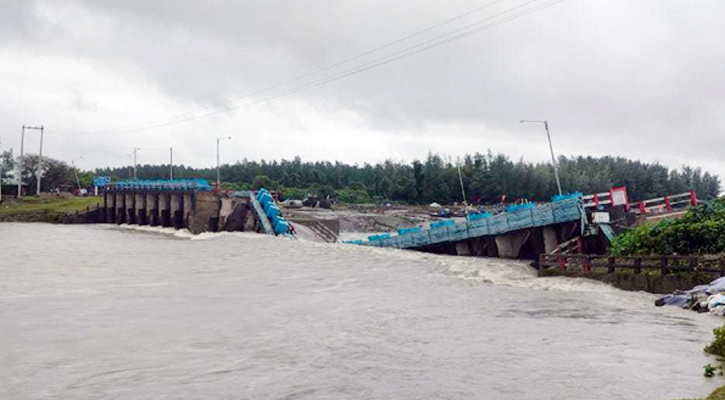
top-left (610, 198), bottom-right (725, 256)
top-left (705, 324), bottom-right (725, 357)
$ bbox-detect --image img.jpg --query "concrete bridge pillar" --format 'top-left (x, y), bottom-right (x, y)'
top-left (495, 231), bottom-right (527, 259)
top-left (106, 192), bottom-right (116, 223)
top-left (146, 193), bottom-right (158, 226)
top-left (124, 193), bottom-right (136, 225)
top-left (219, 197), bottom-right (233, 230)
top-left (543, 226), bottom-right (559, 254)
top-left (455, 241), bottom-right (471, 256)
top-left (171, 193), bottom-right (183, 229)
top-left (159, 194), bottom-right (171, 227)
top-left (183, 193), bottom-right (193, 229)
top-left (188, 192), bottom-right (221, 234)
top-left (244, 200), bottom-right (257, 232)
top-left (116, 193), bottom-right (126, 224)
top-left (135, 193), bottom-right (147, 225)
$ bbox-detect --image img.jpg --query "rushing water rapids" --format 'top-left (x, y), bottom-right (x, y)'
top-left (1, 223), bottom-right (722, 400)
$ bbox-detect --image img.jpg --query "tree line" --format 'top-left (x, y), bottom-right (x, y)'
top-left (92, 152), bottom-right (721, 204)
top-left (1, 149), bottom-right (720, 203)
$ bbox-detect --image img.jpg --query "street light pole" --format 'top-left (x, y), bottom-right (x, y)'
top-left (520, 119), bottom-right (563, 196)
top-left (169, 147), bottom-right (173, 180)
top-left (216, 136), bottom-right (231, 188)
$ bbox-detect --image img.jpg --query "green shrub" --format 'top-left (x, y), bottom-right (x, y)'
top-left (705, 324), bottom-right (725, 357)
top-left (335, 188), bottom-right (372, 204)
top-left (610, 198), bottom-right (725, 256)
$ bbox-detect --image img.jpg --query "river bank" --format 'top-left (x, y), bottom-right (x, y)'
top-left (0, 196), bottom-right (101, 222)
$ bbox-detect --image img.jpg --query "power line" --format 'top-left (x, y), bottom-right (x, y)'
top-left (155, 0), bottom-right (513, 123)
top-left (58, 0), bottom-right (568, 138)
top-left (54, 0), bottom-right (512, 138)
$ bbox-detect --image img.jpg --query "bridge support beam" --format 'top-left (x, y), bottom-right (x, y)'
top-left (135, 193), bottom-right (147, 225)
top-left (495, 231), bottom-right (528, 259)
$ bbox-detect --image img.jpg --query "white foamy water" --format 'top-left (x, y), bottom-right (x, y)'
top-left (0, 223), bottom-right (722, 400)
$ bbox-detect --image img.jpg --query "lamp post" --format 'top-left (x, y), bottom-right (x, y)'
top-left (520, 119), bottom-right (562, 196)
top-left (216, 136), bottom-right (231, 188)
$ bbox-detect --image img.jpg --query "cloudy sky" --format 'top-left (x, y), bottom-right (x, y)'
top-left (1, 0), bottom-right (724, 179)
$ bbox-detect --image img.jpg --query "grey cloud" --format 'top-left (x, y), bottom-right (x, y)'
top-left (1, 0), bottom-right (724, 176)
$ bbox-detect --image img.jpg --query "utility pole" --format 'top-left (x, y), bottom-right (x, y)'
top-left (457, 163), bottom-right (467, 206)
top-left (18, 126), bottom-right (24, 198)
top-left (169, 147), bottom-right (173, 180)
top-left (71, 157), bottom-right (83, 193)
top-left (216, 136), bottom-right (231, 188)
top-left (520, 119), bottom-right (563, 196)
top-left (18, 125), bottom-right (44, 198)
top-left (36, 125), bottom-right (44, 195)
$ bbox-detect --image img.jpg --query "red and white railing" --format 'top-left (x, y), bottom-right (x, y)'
top-left (634, 191), bottom-right (697, 215)
top-left (583, 186), bottom-right (630, 210)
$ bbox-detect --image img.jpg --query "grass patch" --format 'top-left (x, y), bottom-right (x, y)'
top-left (0, 196), bottom-right (101, 216)
top-left (675, 385), bottom-right (725, 400)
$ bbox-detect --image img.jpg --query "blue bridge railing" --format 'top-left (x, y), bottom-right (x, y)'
top-left (111, 179), bottom-right (212, 192)
top-left (345, 196), bottom-right (584, 249)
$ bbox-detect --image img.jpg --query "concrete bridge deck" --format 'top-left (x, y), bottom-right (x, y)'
top-left (346, 197), bottom-right (585, 259)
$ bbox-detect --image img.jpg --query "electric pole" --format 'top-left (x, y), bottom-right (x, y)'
top-left (18, 125), bottom-right (44, 198)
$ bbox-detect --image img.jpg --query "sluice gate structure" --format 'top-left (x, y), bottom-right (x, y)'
top-left (95, 180), bottom-right (294, 236)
